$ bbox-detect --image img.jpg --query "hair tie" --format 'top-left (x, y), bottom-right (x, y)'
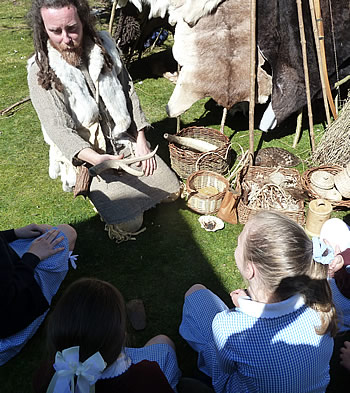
top-left (312, 237), bottom-right (335, 265)
top-left (46, 346), bottom-right (106, 393)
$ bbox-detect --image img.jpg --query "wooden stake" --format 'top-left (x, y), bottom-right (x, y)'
top-left (249, 0), bottom-right (256, 159)
top-left (220, 107), bottom-right (227, 133)
top-left (296, 0), bottom-right (315, 152)
top-left (176, 116), bottom-right (181, 133)
top-left (293, 109), bottom-right (303, 148)
top-left (308, 0), bottom-right (331, 125)
top-left (109, 0), bottom-right (118, 36)
top-left (176, 62), bottom-right (181, 133)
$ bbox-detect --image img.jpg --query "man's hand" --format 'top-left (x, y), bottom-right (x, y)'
top-left (14, 223), bottom-right (53, 239)
top-left (95, 153), bottom-right (124, 164)
top-left (135, 130), bottom-right (156, 176)
top-left (27, 229), bottom-right (64, 261)
top-left (77, 147), bottom-right (123, 166)
top-left (230, 289), bottom-right (248, 307)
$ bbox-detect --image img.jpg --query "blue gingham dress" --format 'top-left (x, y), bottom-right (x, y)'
top-left (180, 289), bottom-right (333, 393)
top-left (124, 344), bottom-right (181, 391)
top-left (0, 229), bottom-right (70, 365)
top-left (329, 278), bottom-right (350, 332)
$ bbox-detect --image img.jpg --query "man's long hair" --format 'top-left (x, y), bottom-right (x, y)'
top-left (28, 0), bottom-right (113, 91)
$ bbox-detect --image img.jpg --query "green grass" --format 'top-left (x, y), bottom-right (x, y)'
top-left (0, 1), bottom-right (348, 391)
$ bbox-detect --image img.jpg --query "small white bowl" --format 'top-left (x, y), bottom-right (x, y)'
top-left (198, 216), bottom-right (225, 232)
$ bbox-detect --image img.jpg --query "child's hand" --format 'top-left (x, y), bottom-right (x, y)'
top-left (14, 223), bottom-right (53, 239)
top-left (230, 289), bottom-right (248, 307)
top-left (28, 229), bottom-right (64, 261)
top-left (328, 245), bottom-right (344, 278)
top-left (340, 341), bottom-right (350, 371)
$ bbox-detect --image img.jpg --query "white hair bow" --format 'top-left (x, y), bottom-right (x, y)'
top-left (46, 346), bottom-right (106, 393)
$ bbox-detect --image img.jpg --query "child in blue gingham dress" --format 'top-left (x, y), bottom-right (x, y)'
top-left (180, 211), bottom-right (338, 393)
top-left (0, 223), bottom-right (77, 365)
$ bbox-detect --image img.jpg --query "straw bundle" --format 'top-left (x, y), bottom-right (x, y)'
top-left (312, 95), bottom-right (350, 166)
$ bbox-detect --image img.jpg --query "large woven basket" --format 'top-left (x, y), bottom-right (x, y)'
top-left (236, 166), bottom-right (305, 225)
top-left (168, 126), bottom-right (231, 179)
top-left (301, 165), bottom-right (350, 208)
top-left (186, 170), bottom-right (229, 215)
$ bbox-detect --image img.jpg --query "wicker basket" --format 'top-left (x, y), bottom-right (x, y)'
top-left (302, 165), bottom-right (350, 208)
top-left (236, 166), bottom-right (305, 225)
top-left (168, 126), bottom-right (231, 179)
top-left (186, 170), bottom-right (229, 214)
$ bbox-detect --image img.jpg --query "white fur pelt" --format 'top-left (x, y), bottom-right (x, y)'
top-left (31, 31), bottom-right (131, 192)
top-left (120, 0), bottom-right (223, 25)
top-left (47, 31), bottom-right (131, 137)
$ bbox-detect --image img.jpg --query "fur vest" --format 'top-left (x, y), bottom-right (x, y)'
top-left (30, 32), bottom-right (131, 191)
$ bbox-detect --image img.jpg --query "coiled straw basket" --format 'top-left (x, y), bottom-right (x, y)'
top-left (302, 165), bottom-right (350, 208)
top-left (186, 170), bottom-right (229, 215)
top-left (168, 126), bottom-right (231, 179)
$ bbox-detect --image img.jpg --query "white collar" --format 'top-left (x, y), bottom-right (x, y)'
top-left (237, 294), bottom-right (305, 318)
top-left (99, 351), bottom-right (132, 380)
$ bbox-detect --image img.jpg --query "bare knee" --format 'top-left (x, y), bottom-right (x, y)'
top-left (144, 334), bottom-right (176, 351)
top-left (185, 284), bottom-right (207, 298)
top-left (57, 224), bottom-right (77, 251)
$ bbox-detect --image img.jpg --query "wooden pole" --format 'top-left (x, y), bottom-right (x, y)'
top-left (220, 108), bottom-right (227, 133)
top-left (109, 0), bottom-right (118, 36)
top-left (176, 62), bottom-right (181, 133)
top-left (296, 0), bottom-right (315, 152)
top-left (293, 109), bottom-right (303, 148)
top-left (308, 0), bottom-right (331, 125)
top-left (313, 0), bottom-right (337, 119)
top-left (249, 0), bottom-right (256, 161)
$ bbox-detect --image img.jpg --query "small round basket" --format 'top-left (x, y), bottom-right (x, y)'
top-left (302, 165), bottom-right (350, 208)
top-left (168, 126), bottom-right (231, 179)
top-left (334, 169), bottom-right (350, 198)
top-left (186, 170), bottom-right (229, 215)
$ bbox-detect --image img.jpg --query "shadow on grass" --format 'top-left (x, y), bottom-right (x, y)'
top-left (0, 200), bottom-right (236, 393)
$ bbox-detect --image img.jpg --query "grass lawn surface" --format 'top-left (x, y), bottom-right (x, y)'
top-left (0, 1), bottom-right (348, 391)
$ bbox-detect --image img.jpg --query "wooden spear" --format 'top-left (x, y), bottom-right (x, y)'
top-left (249, 0), bottom-right (256, 161)
top-left (296, 0), bottom-right (315, 152)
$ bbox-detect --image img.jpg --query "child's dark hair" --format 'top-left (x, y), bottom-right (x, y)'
top-left (47, 277), bottom-right (126, 365)
top-left (243, 211), bottom-right (338, 337)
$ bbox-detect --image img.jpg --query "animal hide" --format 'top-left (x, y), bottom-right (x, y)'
top-left (254, 147), bottom-right (301, 167)
top-left (166, 0), bottom-right (271, 117)
top-left (257, 0), bottom-right (350, 124)
top-left (124, 0), bottom-right (350, 126)
top-left (123, 0), bottom-right (224, 25)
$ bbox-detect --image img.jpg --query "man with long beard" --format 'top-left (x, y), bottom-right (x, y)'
top-left (27, 0), bottom-right (180, 242)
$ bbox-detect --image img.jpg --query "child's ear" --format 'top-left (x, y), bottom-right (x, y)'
top-left (245, 261), bottom-right (255, 280)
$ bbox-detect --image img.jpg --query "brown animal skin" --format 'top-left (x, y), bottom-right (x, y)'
top-left (166, 0), bottom-right (271, 117)
top-left (254, 147), bottom-right (301, 168)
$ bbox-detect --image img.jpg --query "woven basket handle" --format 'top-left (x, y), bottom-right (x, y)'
top-left (195, 151), bottom-right (227, 172)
